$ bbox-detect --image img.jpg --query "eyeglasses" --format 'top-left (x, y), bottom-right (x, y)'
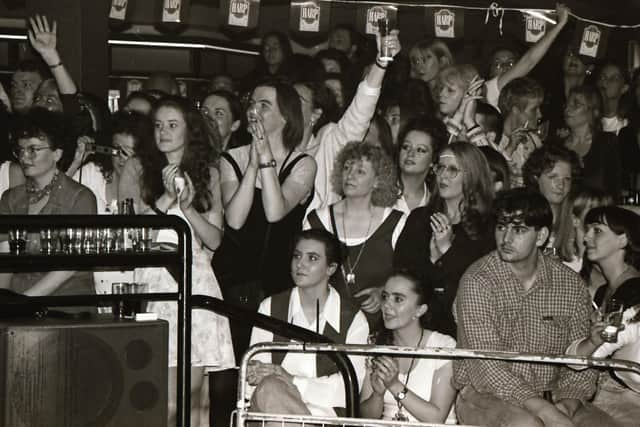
top-left (13, 145), bottom-right (52, 159)
top-left (493, 60), bottom-right (515, 70)
top-left (433, 164), bottom-right (462, 179)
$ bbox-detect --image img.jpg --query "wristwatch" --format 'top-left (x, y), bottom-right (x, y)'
top-left (258, 159), bottom-right (276, 169)
top-left (395, 388), bottom-right (407, 401)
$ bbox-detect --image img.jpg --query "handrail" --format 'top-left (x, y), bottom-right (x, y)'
top-left (0, 214), bottom-right (192, 427)
top-left (236, 342), bottom-right (640, 427)
top-left (191, 295), bottom-right (360, 417)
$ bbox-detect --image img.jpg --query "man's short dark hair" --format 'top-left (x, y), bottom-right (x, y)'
top-left (293, 229), bottom-right (344, 267)
top-left (498, 77), bottom-right (544, 114)
top-left (493, 187), bottom-right (552, 230)
top-left (14, 59), bottom-right (49, 80)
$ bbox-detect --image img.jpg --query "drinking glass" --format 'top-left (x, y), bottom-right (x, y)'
top-left (377, 18), bottom-right (393, 61)
top-left (39, 228), bottom-right (56, 254)
top-left (123, 282), bottom-right (149, 318)
top-left (599, 299), bottom-right (625, 343)
top-left (111, 282), bottom-right (128, 319)
top-left (8, 229), bottom-right (27, 255)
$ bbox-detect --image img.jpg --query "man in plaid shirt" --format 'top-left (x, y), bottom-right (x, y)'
top-left (453, 188), bottom-right (619, 426)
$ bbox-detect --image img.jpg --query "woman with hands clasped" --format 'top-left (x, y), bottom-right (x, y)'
top-left (119, 96), bottom-right (235, 426)
top-left (394, 142), bottom-right (494, 337)
top-left (360, 270), bottom-right (457, 424)
top-left (212, 80), bottom-right (316, 359)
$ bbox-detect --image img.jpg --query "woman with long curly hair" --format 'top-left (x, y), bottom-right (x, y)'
top-left (522, 144), bottom-right (583, 270)
top-left (118, 96), bottom-right (234, 426)
top-left (394, 141), bottom-right (494, 337)
top-left (305, 142), bottom-right (404, 327)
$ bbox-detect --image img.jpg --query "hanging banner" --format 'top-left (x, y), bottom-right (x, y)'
top-left (356, 4), bottom-right (397, 36)
top-left (424, 8), bottom-right (464, 39)
top-left (572, 22), bottom-right (609, 59)
top-left (222, 0), bottom-right (260, 30)
top-left (289, 1), bottom-right (330, 34)
top-left (524, 16), bottom-right (548, 43)
top-left (162, 0), bottom-right (183, 23)
top-left (109, 0), bottom-right (128, 21)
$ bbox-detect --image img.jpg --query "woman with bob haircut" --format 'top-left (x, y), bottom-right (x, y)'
top-left (213, 79), bottom-right (316, 359)
top-left (522, 144), bottom-right (582, 270)
top-left (395, 141), bottom-right (494, 337)
top-left (408, 39), bottom-right (454, 97)
top-left (305, 141), bottom-right (404, 327)
top-left (566, 205), bottom-right (640, 426)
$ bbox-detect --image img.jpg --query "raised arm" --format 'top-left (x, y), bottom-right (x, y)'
top-left (28, 15), bottom-right (77, 95)
top-left (496, 4), bottom-right (570, 92)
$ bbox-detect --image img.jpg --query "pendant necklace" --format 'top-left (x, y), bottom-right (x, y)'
top-left (340, 207), bottom-right (373, 287)
top-left (393, 328), bottom-right (424, 422)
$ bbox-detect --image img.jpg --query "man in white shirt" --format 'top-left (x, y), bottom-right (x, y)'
top-left (248, 228), bottom-right (370, 417)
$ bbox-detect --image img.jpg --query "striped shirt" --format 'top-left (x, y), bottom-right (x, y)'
top-left (453, 251), bottom-right (597, 406)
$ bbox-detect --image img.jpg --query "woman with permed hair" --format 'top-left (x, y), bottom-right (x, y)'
top-left (304, 141), bottom-right (404, 327)
top-left (522, 143), bottom-right (583, 270)
top-left (394, 141), bottom-right (495, 337)
top-left (118, 96), bottom-right (234, 426)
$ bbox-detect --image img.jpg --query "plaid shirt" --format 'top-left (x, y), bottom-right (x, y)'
top-left (453, 251), bottom-right (597, 406)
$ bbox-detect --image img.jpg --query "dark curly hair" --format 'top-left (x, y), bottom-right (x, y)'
top-left (139, 96), bottom-right (219, 213)
top-left (330, 141), bottom-right (398, 207)
top-left (374, 269), bottom-right (434, 345)
top-left (429, 141), bottom-right (494, 240)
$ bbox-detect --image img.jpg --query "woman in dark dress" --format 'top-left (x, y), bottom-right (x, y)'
top-left (213, 79), bottom-right (316, 359)
top-left (394, 141), bottom-right (494, 337)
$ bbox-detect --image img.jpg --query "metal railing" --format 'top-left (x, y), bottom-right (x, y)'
top-left (235, 342), bottom-right (640, 427)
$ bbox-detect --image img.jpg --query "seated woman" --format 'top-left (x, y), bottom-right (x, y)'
top-left (565, 206), bottom-right (640, 426)
top-left (394, 141), bottom-right (494, 337)
top-left (248, 229), bottom-right (369, 417)
top-left (0, 109), bottom-right (96, 303)
top-left (360, 270), bottom-right (456, 424)
top-left (304, 142), bottom-right (403, 327)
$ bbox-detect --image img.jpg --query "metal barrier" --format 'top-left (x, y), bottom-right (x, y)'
top-left (235, 342), bottom-right (640, 427)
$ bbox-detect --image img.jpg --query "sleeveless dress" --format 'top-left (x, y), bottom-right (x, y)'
top-left (380, 331), bottom-right (457, 424)
top-left (135, 205), bottom-right (235, 370)
top-left (213, 149), bottom-right (312, 297)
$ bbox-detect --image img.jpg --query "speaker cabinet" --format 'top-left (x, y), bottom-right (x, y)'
top-left (0, 316), bottom-right (168, 427)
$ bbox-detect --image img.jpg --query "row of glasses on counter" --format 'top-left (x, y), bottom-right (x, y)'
top-left (7, 227), bottom-right (153, 255)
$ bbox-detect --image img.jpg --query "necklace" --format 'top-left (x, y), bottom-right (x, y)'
top-left (26, 169), bottom-right (60, 205)
top-left (340, 206), bottom-right (373, 287)
top-left (393, 328), bottom-right (424, 422)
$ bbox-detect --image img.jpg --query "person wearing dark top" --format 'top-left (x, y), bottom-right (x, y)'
top-left (554, 85), bottom-right (622, 200)
top-left (394, 141), bottom-right (494, 337)
top-left (213, 79), bottom-right (316, 360)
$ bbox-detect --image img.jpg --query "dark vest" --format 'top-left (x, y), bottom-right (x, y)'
top-left (269, 288), bottom-right (360, 377)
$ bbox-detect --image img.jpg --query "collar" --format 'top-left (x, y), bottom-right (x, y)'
top-left (288, 285), bottom-right (342, 333)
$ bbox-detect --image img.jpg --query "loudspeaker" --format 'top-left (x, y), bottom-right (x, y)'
top-left (0, 316), bottom-right (168, 427)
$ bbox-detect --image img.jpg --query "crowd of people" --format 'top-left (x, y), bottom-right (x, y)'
top-left (1, 4), bottom-right (640, 426)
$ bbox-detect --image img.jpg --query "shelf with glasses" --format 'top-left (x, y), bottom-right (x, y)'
top-left (0, 214), bottom-right (193, 427)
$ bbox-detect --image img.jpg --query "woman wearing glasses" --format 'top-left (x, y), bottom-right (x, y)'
top-left (394, 141), bottom-right (494, 337)
top-left (304, 142), bottom-right (403, 327)
top-left (0, 109), bottom-right (97, 301)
